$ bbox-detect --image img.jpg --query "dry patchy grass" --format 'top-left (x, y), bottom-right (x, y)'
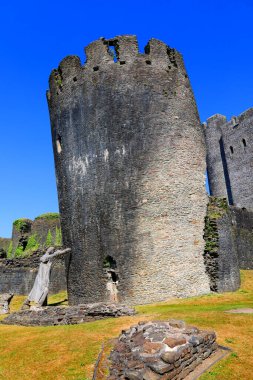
top-left (0, 271), bottom-right (253, 379)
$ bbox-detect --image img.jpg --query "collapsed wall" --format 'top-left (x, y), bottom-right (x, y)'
top-left (203, 197), bottom-right (240, 292)
top-left (0, 238), bottom-right (11, 257)
top-left (0, 250), bottom-right (66, 295)
top-left (47, 35), bottom-right (210, 305)
top-left (9, 213), bottom-right (61, 258)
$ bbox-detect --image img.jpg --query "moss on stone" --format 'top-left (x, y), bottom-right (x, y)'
top-left (35, 213), bottom-right (60, 221)
top-left (13, 218), bottom-right (31, 233)
top-left (204, 197), bottom-right (229, 256)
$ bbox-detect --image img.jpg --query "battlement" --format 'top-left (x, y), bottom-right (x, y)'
top-left (47, 35), bottom-right (185, 101)
top-left (205, 114), bottom-right (227, 128)
top-left (205, 107), bottom-right (253, 130)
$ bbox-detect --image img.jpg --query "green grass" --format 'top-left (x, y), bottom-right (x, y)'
top-left (0, 270), bottom-right (253, 379)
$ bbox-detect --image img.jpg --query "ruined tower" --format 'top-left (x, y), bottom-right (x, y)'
top-left (204, 108), bottom-right (253, 210)
top-left (47, 35), bottom-right (210, 305)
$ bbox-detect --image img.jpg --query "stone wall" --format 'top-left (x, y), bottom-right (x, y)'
top-left (0, 250), bottom-right (66, 295)
top-left (203, 197), bottom-right (240, 292)
top-left (0, 238), bottom-right (11, 257)
top-left (204, 108), bottom-right (253, 210)
top-left (47, 35), bottom-right (210, 305)
top-left (231, 207), bottom-right (253, 269)
top-left (9, 214), bottom-right (61, 258)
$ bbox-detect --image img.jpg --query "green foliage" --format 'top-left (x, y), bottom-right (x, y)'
top-left (208, 196), bottom-right (228, 219)
top-left (203, 197), bottom-right (229, 256)
top-left (15, 245), bottom-right (25, 257)
top-left (25, 234), bottom-right (39, 253)
top-left (13, 218), bottom-right (31, 233)
top-left (55, 226), bottom-right (62, 246)
top-left (35, 212), bottom-right (60, 221)
top-left (7, 241), bottom-right (13, 258)
top-left (45, 230), bottom-right (53, 247)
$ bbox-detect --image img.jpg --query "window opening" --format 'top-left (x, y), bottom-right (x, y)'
top-left (56, 135), bottom-right (62, 154)
top-left (230, 146), bottom-right (234, 154)
top-left (242, 139), bottom-right (247, 147)
top-left (108, 46), bottom-right (118, 62)
top-left (103, 255), bottom-right (119, 302)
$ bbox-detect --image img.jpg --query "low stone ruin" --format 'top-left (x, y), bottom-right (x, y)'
top-left (0, 293), bottom-right (13, 314)
top-left (108, 320), bottom-right (218, 380)
top-left (1, 303), bottom-right (135, 326)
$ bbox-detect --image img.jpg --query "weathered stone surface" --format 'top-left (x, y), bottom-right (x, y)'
top-left (230, 206), bottom-right (253, 269)
top-left (47, 34), bottom-right (210, 306)
top-left (0, 249), bottom-right (66, 295)
top-left (0, 293), bottom-right (13, 314)
top-left (203, 197), bottom-right (240, 292)
top-left (1, 303), bottom-right (135, 326)
top-left (106, 320), bottom-right (218, 379)
top-left (204, 108), bottom-right (253, 211)
top-left (163, 337), bottom-right (186, 348)
top-left (0, 238), bottom-right (11, 257)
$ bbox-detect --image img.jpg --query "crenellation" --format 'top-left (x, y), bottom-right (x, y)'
top-left (206, 114), bottom-right (227, 128)
top-left (85, 39), bottom-right (114, 67)
top-left (58, 55), bottom-right (82, 83)
top-left (106, 35), bottom-right (139, 62)
top-left (144, 38), bottom-right (169, 67)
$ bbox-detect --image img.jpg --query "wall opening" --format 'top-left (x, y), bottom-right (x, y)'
top-left (108, 45), bottom-right (118, 62)
top-left (103, 255), bottom-right (119, 302)
top-left (56, 135), bottom-right (62, 154)
top-left (242, 138), bottom-right (247, 147)
top-left (219, 138), bottom-right (233, 205)
top-left (230, 146), bottom-right (234, 154)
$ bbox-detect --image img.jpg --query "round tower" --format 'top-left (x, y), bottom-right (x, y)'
top-left (47, 35), bottom-right (210, 305)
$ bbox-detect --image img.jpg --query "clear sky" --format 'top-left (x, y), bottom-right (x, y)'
top-left (1, 0), bottom-right (252, 237)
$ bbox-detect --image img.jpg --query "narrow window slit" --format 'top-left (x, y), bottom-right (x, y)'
top-left (108, 45), bottom-right (118, 62)
top-left (242, 138), bottom-right (247, 147)
top-left (230, 146), bottom-right (234, 154)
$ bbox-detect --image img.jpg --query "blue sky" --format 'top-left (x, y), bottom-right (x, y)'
top-left (0, 0), bottom-right (252, 237)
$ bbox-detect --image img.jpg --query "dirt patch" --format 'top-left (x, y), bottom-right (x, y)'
top-left (225, 308), bottom-right (253, 314)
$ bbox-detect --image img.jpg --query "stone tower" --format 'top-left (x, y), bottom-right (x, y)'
top-left (204, 108), bottom-right (253, 210)
top-left (47, 35), bottom-right (210, 305)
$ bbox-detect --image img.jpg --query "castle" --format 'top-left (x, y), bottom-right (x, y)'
top-left (0, 35), bottom-right (251, 305)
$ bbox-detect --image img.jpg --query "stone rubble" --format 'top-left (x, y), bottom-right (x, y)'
top-left (1, 303), bottom-right (135, 326)
top-left (108, 320), bottom-right (218, 380)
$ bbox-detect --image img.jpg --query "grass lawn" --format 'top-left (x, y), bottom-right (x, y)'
top-left (0, 270), bottom-right (253, 380)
